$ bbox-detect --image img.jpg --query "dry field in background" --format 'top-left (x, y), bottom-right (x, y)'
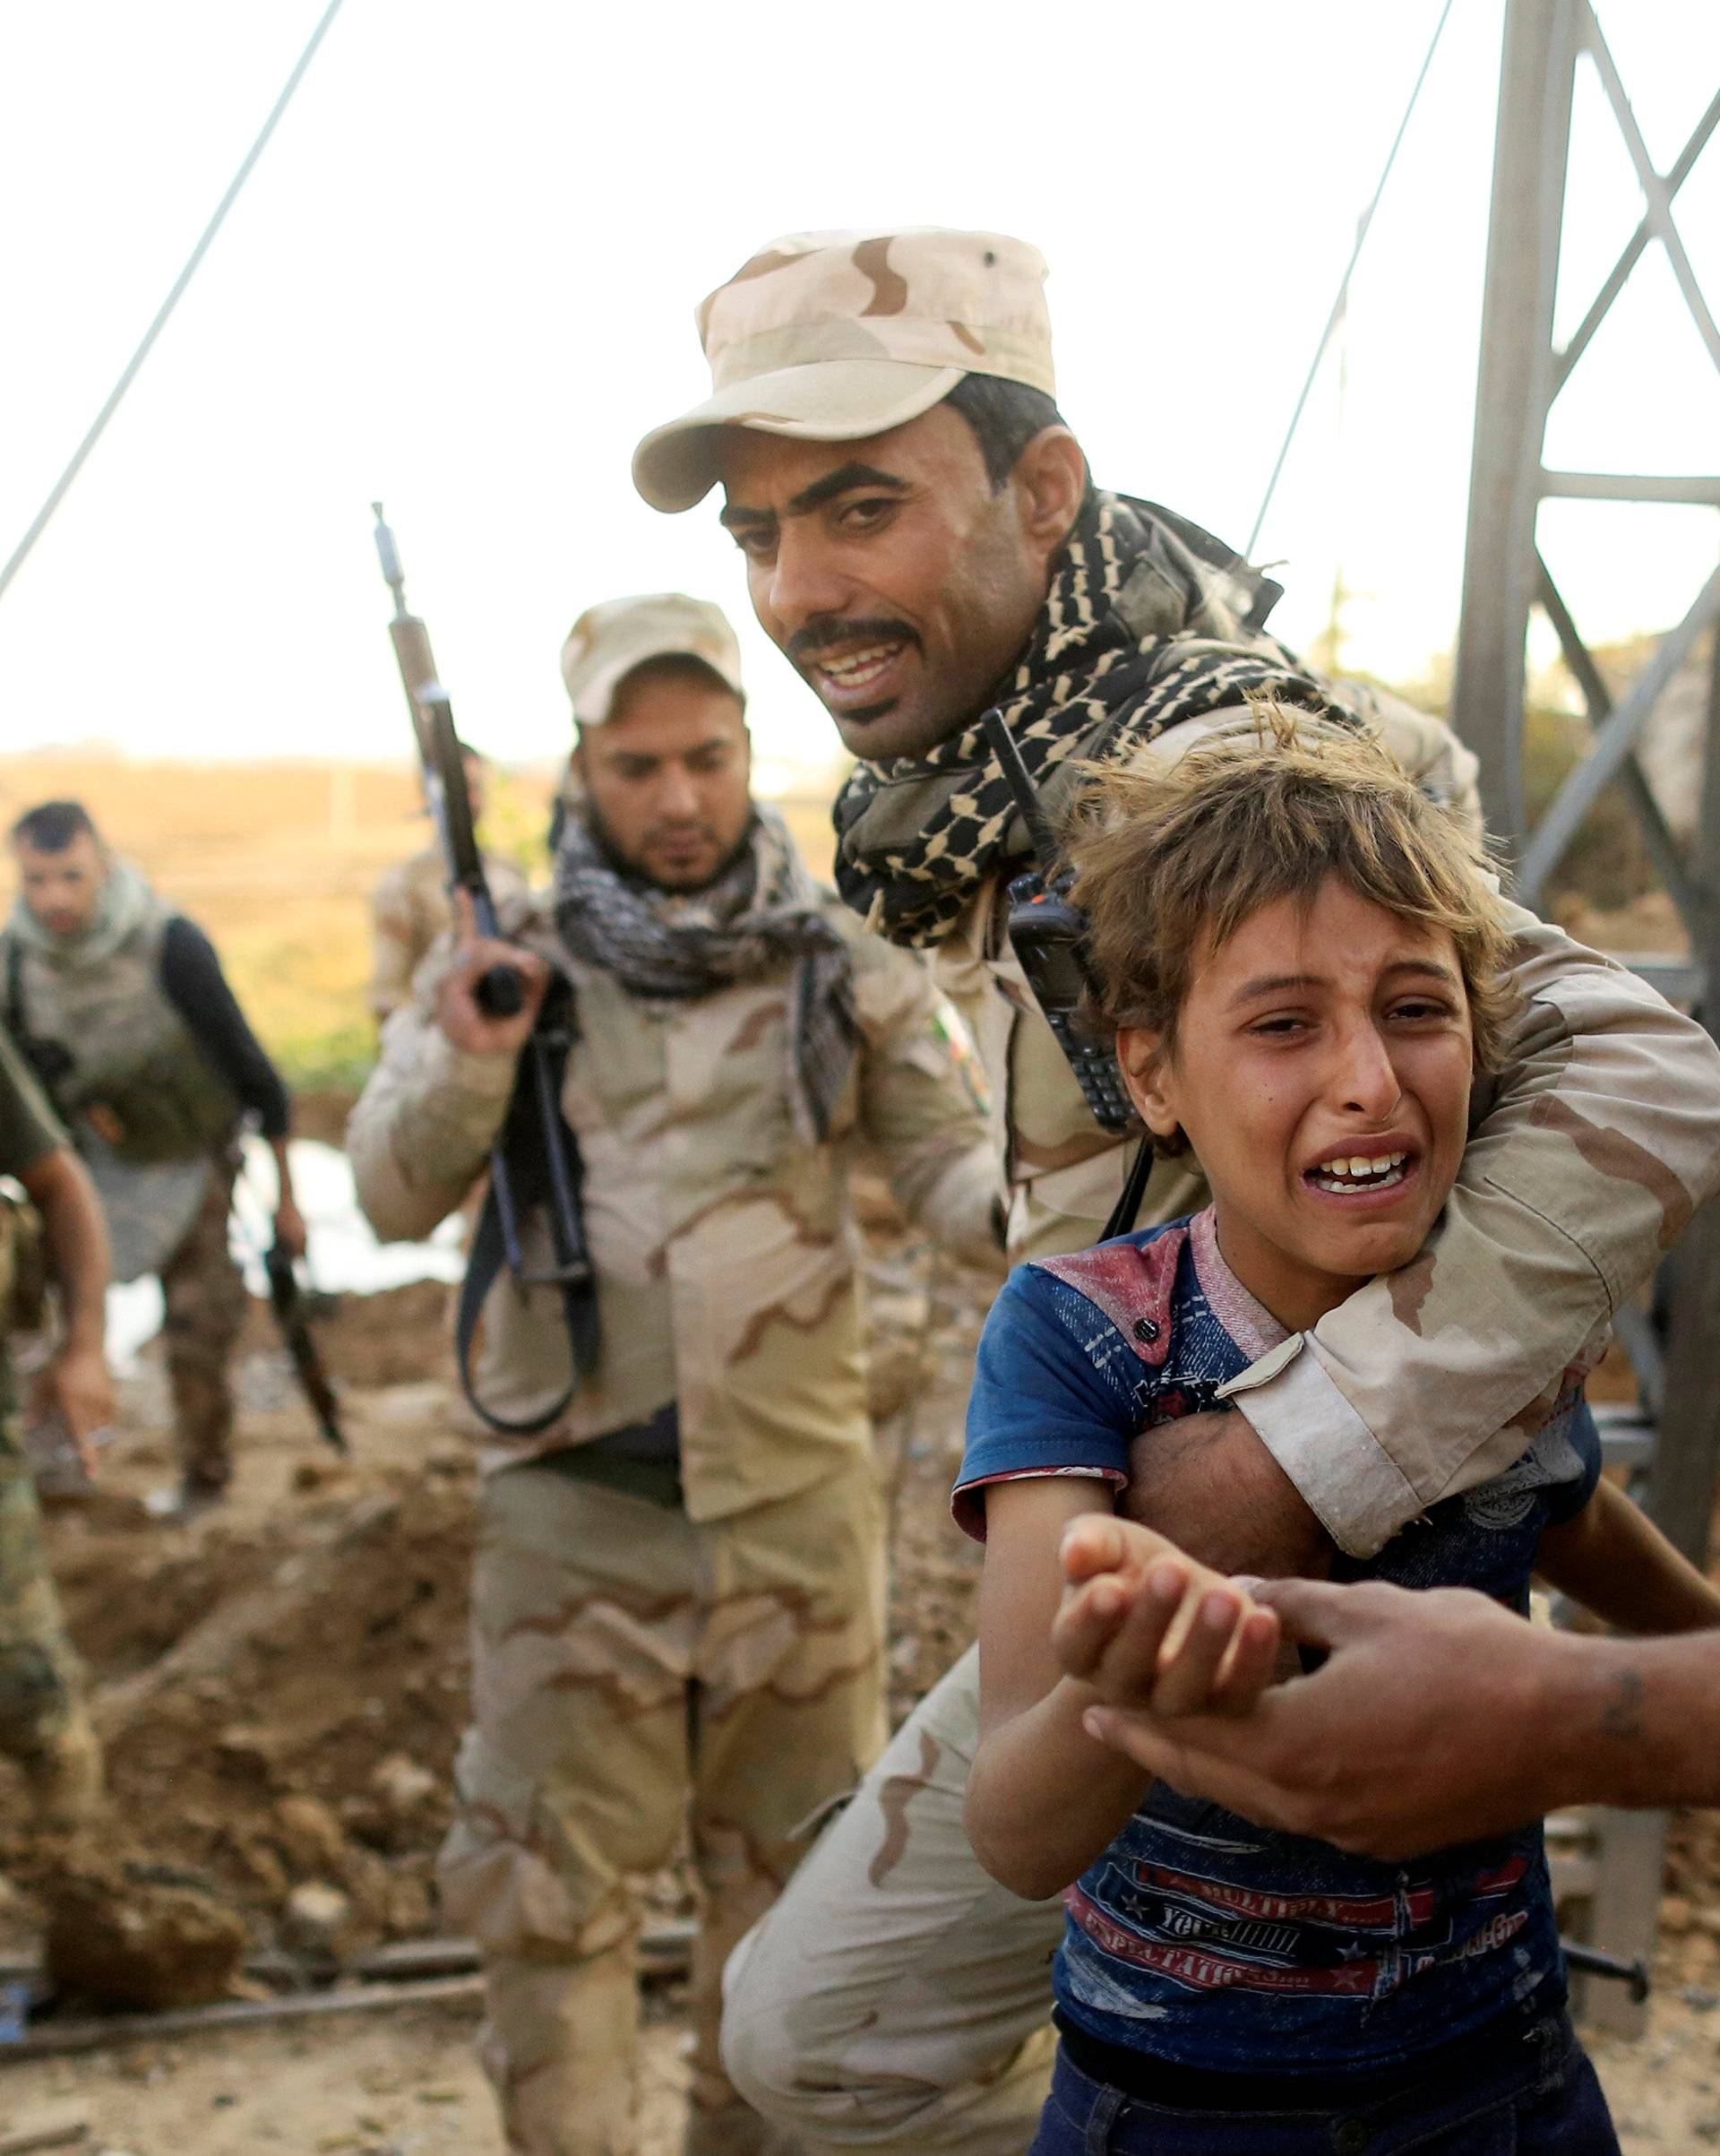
top-left (2, 658), bottom-right (1690, 1097)
top-left (0, 752), bottom-right (839, 1091)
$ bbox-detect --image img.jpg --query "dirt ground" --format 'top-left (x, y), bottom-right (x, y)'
top-left (0, 1173), bottom-right (1716, 2151)
top-left (0, 1179), bottom-right (991, 2152)
top-left (0, 2002), bottom-right (684, 2154)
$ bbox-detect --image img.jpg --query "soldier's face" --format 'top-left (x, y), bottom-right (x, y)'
top-left (716, 405), bottom-right (1081, 761)
top-left (578, 677), bottom-right (753, 891)
top-left (1120, 879), bottom-right (1475, 1336)
top-left (13, 832), bottom-right (108, 939)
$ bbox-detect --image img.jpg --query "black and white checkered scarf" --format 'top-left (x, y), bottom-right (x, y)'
top-left (833, 491), bottom-right (1354, 948)
top-left (554, 803), bottom-right (859, 1143)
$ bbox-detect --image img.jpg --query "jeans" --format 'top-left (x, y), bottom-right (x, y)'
top-left (1028, 2014), bottom-right (1621, 2155)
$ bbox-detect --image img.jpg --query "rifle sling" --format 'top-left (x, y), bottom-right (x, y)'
top-left (1103, 1135), bottom-right (1156, 1242)
top-left (455, 987), bottom-right (601, 1436)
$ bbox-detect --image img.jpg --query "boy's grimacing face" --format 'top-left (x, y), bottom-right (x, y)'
top-left (1118, 877), bottom-right (1475, 1332)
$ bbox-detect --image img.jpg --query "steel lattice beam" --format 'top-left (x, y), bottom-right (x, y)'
top-left (1449, 0), bottom-right (1720, 2042)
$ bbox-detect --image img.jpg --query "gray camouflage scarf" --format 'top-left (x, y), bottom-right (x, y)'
top-left (833, 491), bottom-right (1356, 947)
top-left (6, 856), bottom-right (154, 964)
top-left (554, 802), bottom-right (860, 1143)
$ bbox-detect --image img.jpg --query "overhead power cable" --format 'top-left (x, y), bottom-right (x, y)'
top-left (1247, 0), bottom-right (1457, 559)
top-left (0, 0), bottom-right (347, 606)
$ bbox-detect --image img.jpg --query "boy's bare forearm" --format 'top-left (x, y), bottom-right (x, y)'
top-left (967, 1678), bottom-right (1152, 1902)
top-left (1537, 1479), bottom-right (1720, 1638)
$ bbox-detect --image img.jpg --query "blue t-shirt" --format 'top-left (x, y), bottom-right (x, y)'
top-left (956, 1209), bottom-right (1600, 2080)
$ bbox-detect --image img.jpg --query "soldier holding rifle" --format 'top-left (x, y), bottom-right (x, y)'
top-left (349, 581), bottom-right (1003, 2156)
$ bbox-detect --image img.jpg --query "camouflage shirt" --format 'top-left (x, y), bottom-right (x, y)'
top-left (350, 881), bottom-right (999, 1520)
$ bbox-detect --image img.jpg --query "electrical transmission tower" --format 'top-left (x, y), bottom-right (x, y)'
top-left (1451, 0), bottom-right (1720, 2036)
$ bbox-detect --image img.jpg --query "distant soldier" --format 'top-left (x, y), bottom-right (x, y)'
top-left (350, 593), bottom-right (1002, 2156)
top-left (368, 742), bottom-right (529, 1024)
top-left (0, 1022), bottom-right (112, 1829)
top-left (2, 802), bottom-right (305, 1515)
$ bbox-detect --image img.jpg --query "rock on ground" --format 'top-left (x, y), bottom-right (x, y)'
top-left (42, 1861), bottom-right (247, 2013)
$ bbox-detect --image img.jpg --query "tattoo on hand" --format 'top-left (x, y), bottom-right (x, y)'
top-left (1599, 1667), bottom-right (1646, 1744)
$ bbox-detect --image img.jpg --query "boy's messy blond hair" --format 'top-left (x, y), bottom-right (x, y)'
top-left (1069, 705), bottom-right (1518, 1096)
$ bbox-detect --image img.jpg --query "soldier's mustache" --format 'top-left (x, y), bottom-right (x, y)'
top-left (787, 617), bottom-right (921, 667)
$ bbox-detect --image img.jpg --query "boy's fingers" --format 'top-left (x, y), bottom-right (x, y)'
top-left (1060, 1514), bottom-right (1126, 1583)
top-left (1151, 1587), bottom-right (1246, 1718)
top-left (1052, 1575), bottom-right (1131, 1679)
top-left (1061, 1514), bottom-right (1185, 1588)
top-left (452, 888), bottom-right (479, 944)
top-left (1084, 1559), bottom-right (1194, 1703)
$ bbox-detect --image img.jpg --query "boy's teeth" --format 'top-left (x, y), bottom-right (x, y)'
top-left (1316, 1151), bottom-right (1406, 1177)
top-left (1310, 1150), bottom-right (1410, 1191)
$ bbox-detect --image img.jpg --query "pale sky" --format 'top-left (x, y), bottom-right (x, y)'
top-left (2, 0), bottom-right (1716, 775)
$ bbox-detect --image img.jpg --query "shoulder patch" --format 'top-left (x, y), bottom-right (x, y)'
top-left (1033, 1227), bottom-right (1187, 1368)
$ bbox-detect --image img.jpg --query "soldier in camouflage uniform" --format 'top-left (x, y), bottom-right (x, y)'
top-left (369, 744), bottom-right (529, 1024)
top-left (630, 228), bottom-right (1720, 2152)
top-left (4, 802), bottom-right (304, 1511)
top-left (0, 1024), bottom-right (112, 1831)
top-left (348, 594), bottom-right (1002, 2156)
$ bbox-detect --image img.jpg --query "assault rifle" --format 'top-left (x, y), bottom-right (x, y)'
top-left (370, 505), bottom-right (600, 1429)
top-left (228, 1163), bottom-right (348, 1455)
top-left (264, 1241), bottom-right (348, 1454)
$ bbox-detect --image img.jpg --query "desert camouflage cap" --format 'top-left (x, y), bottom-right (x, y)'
top-left (632, 228), bottom-right (1054, 513)
top-left (560, 592), bottom-right (744, 727)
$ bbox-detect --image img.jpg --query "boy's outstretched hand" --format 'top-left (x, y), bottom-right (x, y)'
top-left (1054, 1515), bottom-right (1282, 1720)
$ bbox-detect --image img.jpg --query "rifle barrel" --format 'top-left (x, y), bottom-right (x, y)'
top-left (371, 501), bottom-right (406, 600)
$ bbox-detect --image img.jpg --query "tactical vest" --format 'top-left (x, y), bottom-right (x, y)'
top-left (4, 898), bottom-right (238, 1167)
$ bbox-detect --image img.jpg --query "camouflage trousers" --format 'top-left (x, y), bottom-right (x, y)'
top-left (159, 1151), bottom-right (245, 1491)
top-left (437, 1453), bottom-right (889, 2156)
top-left (722, 1644), bottom-right (1060, 2156)
top-left (0, 1436), bottom-right (102, 1829)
